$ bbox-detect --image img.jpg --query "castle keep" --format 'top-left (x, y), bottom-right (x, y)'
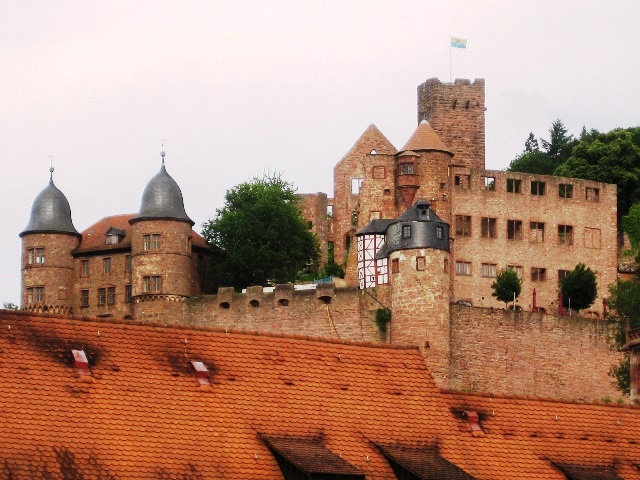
top-left (18, 78), bottom-right (623, 402)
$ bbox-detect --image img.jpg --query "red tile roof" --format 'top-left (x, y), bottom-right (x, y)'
top-left (399, 121), bottom-right (452, 154)
top-left (73, 213), bottom-right (208, 254)
top-left (0, 310), bottom-right (638, 479)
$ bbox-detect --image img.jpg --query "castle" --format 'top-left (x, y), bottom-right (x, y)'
top-left (18, 77), bottom-right (623, 402)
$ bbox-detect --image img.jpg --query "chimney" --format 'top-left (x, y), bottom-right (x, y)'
top-left (627, 328), bottom-right (640, 405)
top-left (72, 349), bottom-right (91, 377)
top-left (191, 360), bottom-right (211, 387)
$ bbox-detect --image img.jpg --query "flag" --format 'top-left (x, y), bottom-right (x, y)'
top-left (451, 36), bottom-right (467, 49)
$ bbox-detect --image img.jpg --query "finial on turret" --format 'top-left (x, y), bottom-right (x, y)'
top-left (48, 155), bottom-right (54, 182)
top-left (160, 141), bottom-right (166, 165)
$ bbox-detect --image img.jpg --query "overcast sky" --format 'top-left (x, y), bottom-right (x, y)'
top-left (2, 0), bottom-right (639, 305)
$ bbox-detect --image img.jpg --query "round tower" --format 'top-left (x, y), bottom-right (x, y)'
top-left (396, 120), bottom-right (454, 222)
top-left (129, 149), bottom-right (196, 318)
top-left (380, 199), bottom-right (451, 386)
top-left (19, 167), bottom-right (80, 314)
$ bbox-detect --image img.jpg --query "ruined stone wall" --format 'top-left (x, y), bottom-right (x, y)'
top-left (417, 78), bottom-right (485, 170)
top-left (297, 193), bottom-right (329, 265)
top-left (449, 305), bottom-right (623, 403)
top-left (450, 169), bottom-right (618, 316)
top-left (332, 125), bottom-right (397, 264)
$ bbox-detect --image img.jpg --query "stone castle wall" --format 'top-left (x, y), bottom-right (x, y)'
top-left (449, 305), bottom-right (622, 403)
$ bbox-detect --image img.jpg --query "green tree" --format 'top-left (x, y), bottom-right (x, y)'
top-left (2, 302), bottom-right (18, 310)
top-left (607, 280), bottom-right (640, 395)
top-left (541, 119), bottom-right (574, 160)
top-left (560, 263), bottom-right (597, 311)
top-left (508, 150), bottom-right (557, 175)
top-left (491, 269), bottom-right (522, 307)
top-left (622, 203), bottom-right (640, 250)
top-left (524, 132), bottom-right (539, 153)
top-left (202, 174), bottom-right (319, 290)
top-left (555, 128), bottom-right (640, 220)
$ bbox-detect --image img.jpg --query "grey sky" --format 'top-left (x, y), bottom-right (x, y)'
top-left (2, 0), bottom-right (639, 304)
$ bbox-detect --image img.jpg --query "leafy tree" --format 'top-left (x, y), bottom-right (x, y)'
top-left (491, 269), bottom-right (522, 307)
top-left (622, 203), bottom-right (640, 250)
top-left (555, 128), bottom-right (640, 220)
top-left (202, 173), bottom-right (319, 290)
top-left (2, 302), bottom-right (18, 310)
top-left (524, 132), bottom-right (539, 153)
top-left (508, 150), bottom-right (557, 175)
top-left (560, 263), bottom-right (597, 311)
top-left (607, 280), bottom-right (640, 395)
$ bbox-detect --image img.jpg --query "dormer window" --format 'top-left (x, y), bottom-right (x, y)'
top-left (402, 225), bottom-right (411, 238)
top-left (105, 227), bottom-right (126, 245)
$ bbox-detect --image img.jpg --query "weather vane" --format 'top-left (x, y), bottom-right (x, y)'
top-left (160, 140), bottom-right (166, 164)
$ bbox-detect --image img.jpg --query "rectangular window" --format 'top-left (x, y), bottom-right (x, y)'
top-left (152, 234), bottom-right (161, 249)
top-left (391, 258), bottom-right (399, 274)
top-left (80, 289), bottom-right (89, 307)
top-left (400, 164), bottom-right (414, 175)
top-left (125, 284), bottom-right (132, 303)
top-left (26, 288), bottom-right (33, 304)
top-left (416, 256), bottom-right (426, 271)
top-left (81, 259), bottom-right (90, 277)
top-left (143, 275), bottom-right (162, 293)
top-left (507, 220), bottom-right (523, 240)
top-left (125, 255), bottom-right (132, 273)
top-left (586, 187), bottom-right (600, 201)
top-left (531, 181), bottom-right (546, 196)
top-left (454, 175), bottom-right (470, 188)
top-left (186, 237), bottom-right (192, 253)
top-left (27, 248), bottom-right (34, 265)
top-left (584, 227), bottom-right (602, 249)
top-left (436, 226), bottom-right (444, 240)
top-left (103, 257), bottom-right (112, 274)
top-left (559, 184), bottom-right (573, 198)
top-left (482, 176), bottom-right (495, 191)
top-left (558, 225), bottom-right (574, 245)
top-left (98, 288), bottom-right (106, 306)
top-left (481, 217), bottom-right (497, 239)
top-left (107, 287), bottom-right (116, 304)
top-left (481, 263), bottom-right (497, 278)
top-left (35, 248), bottom-right (45, 264)
top-left (351, 178), bottom-right (364, 194)
top-left (531, 267), bottom-right (547, 282)
top-left (35, 286), bottom-right (45, 302)
top-left (507, 178), bottom-right (521, 193)
top-left (455, 215), bottom-right (471, 237)
top-left (507, 265), bottom-right (523, 277)
top-left (105, 234), bottom-right (119, 245)
top-left (558, 269), bottom-right (570, 285)
top-left (529, 222), bottom-right (545, 243)
top-left (455, 261), bottom-right (471, 276)
top-left (372, 166), bottom-right (386, 179)
top-left (143, 234), bottom-right (151, 250)
top-left (402, 225), bottom-right (411, 238)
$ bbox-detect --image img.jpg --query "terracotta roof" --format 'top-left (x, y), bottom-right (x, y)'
top-left (399, 121), bottom-right (452, 154)
top-left (0, 310), bottom-right (639, 479)
top-left (73, 213), bottom-right (208, 254)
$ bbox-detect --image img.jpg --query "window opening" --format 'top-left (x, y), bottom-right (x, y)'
top-left (531, 181), bottom-right (546, 195)
top-left (98, 288), bottom-right (106, 306)
top-left (481, 263), bottom-right (497, 278)
top-left (559, 184), bottom-right (573, 198)
top-left (531, 267), bottom-right (547, 282)
top-left (454, 175), bottom-right (470, 188)
top-left (81, 259), bottom-right (90, 277)
top-left (482, 176), bottom-right (495, 191)
top-left (455, 261), bottom-right (471, 276)
top-left (455, 215), bottom-right (471, 237)
top-left (529, 222), bottom-right (545, 243)
top-left (558, 225), bottom-right (573, 245)
top-left (507, 265), bottom-right (523, 277)
top-left (507, 220), bottom-right (523, 240)
top-left (351, 178), bottom-right (364, 194)
top-left (103, 257), bottom-right (112, 274)
top-left (481, 217), bottom-right (496, 239)
top-left (507, 178), bottom-right (521, 193)
top-left (80, 289), bottom-right (89, 307)
top-left (125, 285), bottom-right (132, 303)
top-left (585, 187), bottom-right (600, 201)
top-left (402, 225), bottom-right (411, 238)
top-left (400, 163), bottom-right (414, 175)
top-left (107, 286), bottom-right (116, 304)
top-left (391, 258), bottom-right (399, 273)
top-left (436, 226), bottom-right (444, 239)
top-left (416, 256), bottom-right (426, 271)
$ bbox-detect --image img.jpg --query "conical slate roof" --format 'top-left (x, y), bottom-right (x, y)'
top-left (399, 120), bottom-right (452, 154)
top-left (131, 164), bottom-right (194, 225)
top-left (20, 178), bottom-right (79, 237)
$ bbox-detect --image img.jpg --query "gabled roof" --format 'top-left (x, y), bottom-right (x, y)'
top-left (0, 310), bottom-right (639, 480)
top-left (399, 121), bottom-right (452, 154)
top-left (356, 219), bottom-right (395, 236)
top-left (337, 124), bottom-right (397, 166)
top-left (73, 213), bottom-right (208, 255)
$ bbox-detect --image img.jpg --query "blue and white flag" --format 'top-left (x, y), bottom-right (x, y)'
top-left (451, 36), bottom-right (467, 49)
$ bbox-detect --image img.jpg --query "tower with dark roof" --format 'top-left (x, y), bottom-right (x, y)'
top-left (129, 150), bottom-right (200, 318)
top-left (19, 168), bottom-right (80, 314)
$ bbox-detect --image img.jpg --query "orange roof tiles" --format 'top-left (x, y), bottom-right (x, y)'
top-left (399, 121), bottom-right (452, 154)
top-left (73, 213), bottom-right (208, 254)
top-left (0, 310), bottom-right (639, 479)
